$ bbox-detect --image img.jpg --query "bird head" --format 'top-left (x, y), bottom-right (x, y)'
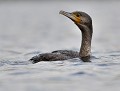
top-left (59, 10), bottom-right (93, 33)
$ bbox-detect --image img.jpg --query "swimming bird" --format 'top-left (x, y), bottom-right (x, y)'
top-left (29, 10), bottom-right (93, 63)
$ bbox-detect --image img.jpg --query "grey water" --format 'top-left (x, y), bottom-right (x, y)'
top-left (0, 1), bottom-right (120, 91)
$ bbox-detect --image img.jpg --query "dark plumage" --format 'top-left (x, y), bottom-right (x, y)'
top-left (30, 50), bottom-right (79, 63)
top-left (29, 10), bottom-right (93, 63)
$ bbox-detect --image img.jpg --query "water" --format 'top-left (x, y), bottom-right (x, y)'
top-left (0, 1), bottom-right (120, 91)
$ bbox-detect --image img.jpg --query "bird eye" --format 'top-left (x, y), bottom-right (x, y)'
top-left (76, 14), bottom-right (80, 17)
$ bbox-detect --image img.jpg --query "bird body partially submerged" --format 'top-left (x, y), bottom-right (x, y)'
top-left (30, 50), bottom-right (79, 63)
top-left (29, 10), bottom-right (93, 63)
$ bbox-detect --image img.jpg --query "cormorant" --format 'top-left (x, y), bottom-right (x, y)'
top-left (29, 10), bottom-right (93, 63)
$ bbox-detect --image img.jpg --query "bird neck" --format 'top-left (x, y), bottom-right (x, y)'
top-left (78, 25), bottom-right (93, 62)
